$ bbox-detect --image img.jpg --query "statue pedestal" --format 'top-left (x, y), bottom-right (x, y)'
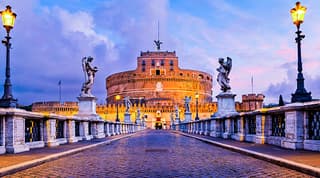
top-left (77, 96), bottom-right (97, 116)
top-left (124, 113), bottom-right (131, 123)
top-left (136, 118), bottom-right (141, 125)
top-left (184, 112), bottom-right (192, 122)
top-left (76, 96), bottom-right (105, 139)
top-left (175, 117), bottom-right (180, 124)
top-left (213, 91), bottom-right (238, 117)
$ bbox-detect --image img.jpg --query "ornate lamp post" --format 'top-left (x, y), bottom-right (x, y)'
top-left (0, 5), bottom-right (17, 108)
top-left (195, 93), bottom-right (199, 121)
top-left (115, 95), bottom-right (120, 122)
top-left (290, 2), bottom-right (312, 102)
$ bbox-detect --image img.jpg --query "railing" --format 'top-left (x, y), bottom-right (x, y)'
top-left (0, 117), bottom-right (3, 146)
top-left (56, 120), bottom-right (64, 139)
top-left (25, 119), bottom-right (41, 142)
top-left (271, 113), bottom-right (285, 137)
top-left (307, 110), bottom-right (320, 140)
top-left (0, 108), bottom-right (145, 154)
top-left (173, 101), bottom-right (320, 152)
top-left (246, 115), bottom-right (256, 135)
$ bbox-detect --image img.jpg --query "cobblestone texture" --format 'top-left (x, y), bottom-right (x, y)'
top-left (6, 130), bottom-right (313, 177)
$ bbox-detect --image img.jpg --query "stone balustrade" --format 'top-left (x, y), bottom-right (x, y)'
top-left (0, 108), bottom-right (145, 154)
top-left (174, 101), bottom-right (320, 152)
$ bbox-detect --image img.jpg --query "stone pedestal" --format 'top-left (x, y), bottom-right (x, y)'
top-left (92, 122), bottom-right (105, 139)
top-left (44, 119), bottom-right (59, 147)
top-left (76, 96), bottom-right (105, 139)
top-left (210, 119), bottom-right (222, 137)
top-left (105, 123), bottom-right (111, 136)
top-left (5, 115), bottom-right (30, 153)
top-left (213, 91), bottom-right (238, 117)
top-left (124, 113), bottom-right (131, 123)
top-left (174, 117), bottom-right (180, 125)
top-left (282, 110), bottom-right (304, 150)
top-left (77, 96), bottom-right (97, 115)
top-left (136, 117), bottom-right (141, 125)
top-left (66, 120), bottom-right (78, 143)
top-left (184, 112), bottom-right (192, 122)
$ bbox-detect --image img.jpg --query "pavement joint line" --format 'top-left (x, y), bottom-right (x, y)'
top-left (0, 133), bottom-right (136, 177)
top-left (174, 131), bottom-right (320, 177)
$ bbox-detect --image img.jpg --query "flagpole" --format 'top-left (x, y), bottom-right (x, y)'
top-left (59, 80), bottom-right (61, 103)
top-left (251, 76), bottom-right (253, 94)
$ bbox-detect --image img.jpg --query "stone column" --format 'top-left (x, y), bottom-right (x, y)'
top-left (204, 121), bottom-right (208, 135)
top-left (234, 116), bottom-right (245, 141)
top-left (255, 114), bottom-right (268, 144)
top-left (0, 117), bottom-right (5, 154)
top-left (5, 115), bottom-right (29, 153)
top-left (109, 123), bottom-right (114, 136)
top-left (81, 121), bottom-right (92, 140)
top-left (66, 120), bottom-right (77, 143)
top-left (116, 123), bottom-right (120, 135)
top-left (210, 118), bottom-right (222, 137)
top-left (105, 122), bottom-right (110, 136)
top-left (199, 122), bottom-right (204, 135)
top-left (283, 110), bottom-right (305, 149)
top-left (43, 119), bottom-right (59, 147)
top-left (94, 121), bottom-right (105, 139)
top-left (222, 118), bottom-right (231, 139)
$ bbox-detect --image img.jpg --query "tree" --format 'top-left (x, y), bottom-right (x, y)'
top-left (279, 95), bottom-right (285, 106)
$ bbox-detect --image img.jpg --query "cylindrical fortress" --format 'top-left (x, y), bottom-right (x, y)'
top-left (106, 51), bottom-right (213, 106)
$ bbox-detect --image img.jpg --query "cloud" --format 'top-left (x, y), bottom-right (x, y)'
top-left (0, 0), bottom-right (319, 106)
top-left (264, 61), bottom-right (320, 104)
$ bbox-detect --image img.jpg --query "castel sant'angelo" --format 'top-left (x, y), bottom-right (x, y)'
top-left (32, 41), bottom-right (264, 129)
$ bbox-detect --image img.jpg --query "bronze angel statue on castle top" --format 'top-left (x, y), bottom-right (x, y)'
top-left (217, 57), bottom-right (232, 92)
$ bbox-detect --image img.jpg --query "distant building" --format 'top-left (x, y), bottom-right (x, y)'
top-left (106, 51), bottom-right (213, 106)
top-left (239, 94), bottom-right (265, 112)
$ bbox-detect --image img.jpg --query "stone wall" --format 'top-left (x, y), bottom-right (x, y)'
top-left (175, 100), bottom-right (320, 152)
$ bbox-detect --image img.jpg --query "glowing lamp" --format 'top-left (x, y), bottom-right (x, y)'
top-left (195, 93), bottom-right (199, 99)
top-left (115, 95), bottom-right (121, 101)
top-left (0, 5), bottom-right (16, 32)
top-left (290, 2), bottom-right (306, 27)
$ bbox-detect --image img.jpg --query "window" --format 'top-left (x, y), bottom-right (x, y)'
top-left (170, 60), bottom-right (174, 66)
top-left (142, 67), bottom-right (145, 72)
top-left (142, 60), bottom-right (146, 66)
top-left (161, 59), bottom-right (164, 66)
top-left (152, 60), bottom-right (155, 66)
top-left (156, 69), bottom-right (160, 75)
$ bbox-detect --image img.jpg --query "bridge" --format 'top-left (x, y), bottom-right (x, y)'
top-left (0, 130), bottom-right (317, 177)
top-left (0, 101), bottom-right (320, 177)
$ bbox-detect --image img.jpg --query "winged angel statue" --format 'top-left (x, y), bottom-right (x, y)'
top-left (217, 57), bottom-right (232, 92)
top-left (81, 56), bottom-right (98, 96)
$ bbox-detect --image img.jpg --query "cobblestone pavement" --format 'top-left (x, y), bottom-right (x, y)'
top-left (6, 130), bottom-right (313, 177)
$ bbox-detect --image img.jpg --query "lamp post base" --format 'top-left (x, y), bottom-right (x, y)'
top-left (291, 91), bottom-right (312, 103)
top-left (0, 97), bottom-right (17, 108)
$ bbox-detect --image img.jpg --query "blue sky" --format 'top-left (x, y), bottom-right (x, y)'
top-left (0, 0), bottom-right (320, 105)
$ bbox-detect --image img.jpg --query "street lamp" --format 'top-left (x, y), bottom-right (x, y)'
top-left (115, 95), bottom-right (120, 122)
top-left (290, 2), bottom-right (312, 102)
top-left (0, 5), bottom-right (17, 108)
top-left (195, 93), bottom-right (199, 121)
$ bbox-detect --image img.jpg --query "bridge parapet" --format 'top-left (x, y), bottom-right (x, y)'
top-left (174, 100), bottom-right (320, 152)
top-left (0, 108), bottom-right (145, 154)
